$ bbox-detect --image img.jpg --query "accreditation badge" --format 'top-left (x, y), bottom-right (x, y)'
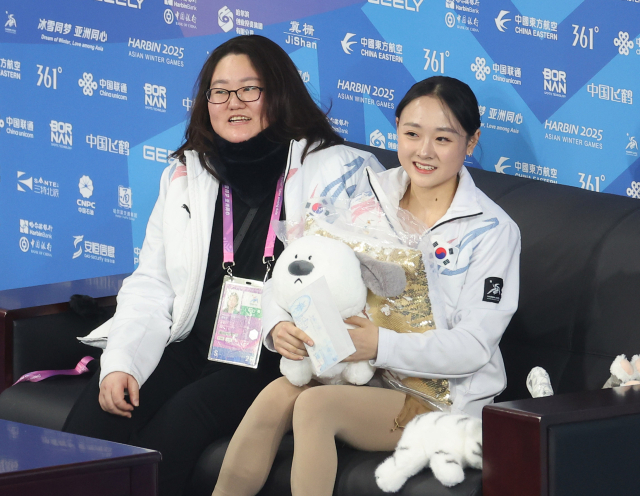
top-left (208, 276), bottom-right (264, 368)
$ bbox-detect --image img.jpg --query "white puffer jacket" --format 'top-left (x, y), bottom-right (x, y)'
top-left (80, 140), bottom-right (383, 388)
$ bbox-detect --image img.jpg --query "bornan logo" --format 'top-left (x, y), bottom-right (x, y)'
top-left (369, 129), bottom-right (386, 149)
top-left (495, 10), bottom-right (511, 32)
top-left (543, 68), bottom-right (567, 97)
top-left (218, 6), bottom-right (233, 32)
top-left (144, 83), bottom-right (167, 112)
top-left (494, 157), bottom-right (511, 173)
top-left (341, 33), bottom-right (356, 54)
top-left (50, 120), bottom-right (72, 148)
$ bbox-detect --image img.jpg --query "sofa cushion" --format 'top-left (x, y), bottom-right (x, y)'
top-left (188, 435), bottom-right (482, 496)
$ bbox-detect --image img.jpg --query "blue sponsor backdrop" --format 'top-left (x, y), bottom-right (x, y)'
top-left (1, 0), bottom-right (639, 290)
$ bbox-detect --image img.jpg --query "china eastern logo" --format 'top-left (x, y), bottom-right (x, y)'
top-left (495, 10), bottom-right (511, 32)
top-left (341, 33), bottom-right (356, 54)
top-left (218, 6), bottom-right (234, 32)
top-left (494, 157), bottom-right (511, 173)
top-left (144, 83), bottom-right (167, 112)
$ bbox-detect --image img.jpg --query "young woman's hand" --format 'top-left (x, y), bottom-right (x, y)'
top-left (99, 371), bottom-right (140, 417)
top-left (343, 316), bottom-right (379, 362)
top-left (271, 321), bottom-right (314, 360)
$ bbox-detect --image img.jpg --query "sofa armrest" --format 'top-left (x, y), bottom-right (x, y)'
top-left (0, 274), bottom-right (128, 392)
top-left (482, 386), bottom-right (640, 496)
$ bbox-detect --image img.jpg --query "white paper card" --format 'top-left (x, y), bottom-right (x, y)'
top-left (289, 276), bottom-right (356, 376)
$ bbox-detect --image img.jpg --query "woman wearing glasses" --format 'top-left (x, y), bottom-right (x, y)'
top-left (63, 35), bottom-right (382, 496)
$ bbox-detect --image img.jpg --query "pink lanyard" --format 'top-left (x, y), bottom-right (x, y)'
top-left (221, 174), bottom-right (284, 278)
top-left (13, 356), bottom-right (94, 386)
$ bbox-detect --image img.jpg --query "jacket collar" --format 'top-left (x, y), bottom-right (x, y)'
top-left (370, 165), bottom-right (483, 230)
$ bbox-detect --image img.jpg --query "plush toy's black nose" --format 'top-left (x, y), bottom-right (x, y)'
top-left (288, 260), bottom-right (314, 276)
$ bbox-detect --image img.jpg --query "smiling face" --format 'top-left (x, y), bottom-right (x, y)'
top-left (208, 53), bottom-right (268, 143)
top-left (396, 95), bottom-right (479, 196)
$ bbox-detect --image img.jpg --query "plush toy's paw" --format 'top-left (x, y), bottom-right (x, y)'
top-left (526, 366), bottom-right (553, 398)
top-left (280, 357), bottom-right (313, 387)
top-left (604, 354), bottom-right (635, 388)
top-left (375, 457), bottom-right (407, 493)
top-left (342, 360), bottom-right (376, 385)
top-left (631, 355), bottom-right (640, 380)
top-left (430, 454), bottom-right (465, 487)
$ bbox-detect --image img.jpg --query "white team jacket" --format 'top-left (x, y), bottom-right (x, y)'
top-left (262, 165), bottom-right (521, 418)
top-left (80, 139), bottom-right (383, 388)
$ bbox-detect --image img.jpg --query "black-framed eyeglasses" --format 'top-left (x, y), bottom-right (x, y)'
top-left (205, 86), bottom-right (264, 104)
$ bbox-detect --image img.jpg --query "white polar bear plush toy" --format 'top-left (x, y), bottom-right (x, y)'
top-left (272, 235), bottom-right (406, 387)
top-left (375, 411), bottom-right (483, 491)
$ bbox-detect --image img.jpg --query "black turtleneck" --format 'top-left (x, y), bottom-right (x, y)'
top-left (189, 131), bottom-right (288, 359)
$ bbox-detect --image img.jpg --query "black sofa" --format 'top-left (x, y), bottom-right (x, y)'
top-left (1, 143), bottom-right (640, 496)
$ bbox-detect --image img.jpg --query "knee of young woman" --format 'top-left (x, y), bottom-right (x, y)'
top-left (291, 386), bottom-right (336, 432)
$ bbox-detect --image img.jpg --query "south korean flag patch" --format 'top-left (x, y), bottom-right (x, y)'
top-left (430, 235), bottom-right (458, 269)
top-left (483, 277), bottom-right (503, 304)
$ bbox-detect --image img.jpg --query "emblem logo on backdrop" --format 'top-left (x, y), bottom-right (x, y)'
top-left (5, 11), bottom-right (17, 34)
top-left (495, 10), bottom-right (510, 32)
top-left (218, 6), bottom-right (234, 32)
top-left (50, 120), bottom-right (72, 149)
top-left (78, 176), bottom-right (93, 199)
top-left (494, 157), bottom-right (511, 174)
top-left (471, 57), bottom-right (490, 81)
top-left (78, 73), bottom-right (98, 96)
top-left (164, 9), bottom-right (174, 25)
top-left (627, 134), bottom-right (638, 157)
top-left (119, 186), bottom-right (132, 209)
top-left (341, 33), bottom-right (356, 54)
top-left (369, 130), bottom-right (386, 149)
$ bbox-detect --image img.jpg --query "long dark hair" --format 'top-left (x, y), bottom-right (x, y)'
top-left (173, 35), bottom-right (342, 173)
top-left (395, 76), bottom-right (481, 139)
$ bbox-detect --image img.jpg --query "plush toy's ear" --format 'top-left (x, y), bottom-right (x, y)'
top-left (354, 252), bottom-right (406, 297)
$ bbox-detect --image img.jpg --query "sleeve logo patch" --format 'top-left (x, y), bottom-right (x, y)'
top-left (483, 277), bottom-right (503, 304)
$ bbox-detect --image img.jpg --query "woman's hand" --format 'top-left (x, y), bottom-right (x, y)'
top-left (99, 371), bottom-right (140, 418)
top-left (271, 321), bottom-right (314, 361)
top-left (343, 316), bottom-right (379, 362)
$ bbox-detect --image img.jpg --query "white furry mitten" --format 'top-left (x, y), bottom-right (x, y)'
top-left (375, 412), bottom-right (482, 491)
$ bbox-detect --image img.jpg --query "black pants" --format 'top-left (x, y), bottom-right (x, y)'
top-left (63, 334), bottom-right (281, 496)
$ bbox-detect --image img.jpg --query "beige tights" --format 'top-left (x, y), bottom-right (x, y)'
top-left (212, 376), bottom-right (406, 496)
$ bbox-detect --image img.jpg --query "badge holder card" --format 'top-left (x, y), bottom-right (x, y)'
top-left (209, 276), bottom-right (264, 368)
top-left (290, 277), bottom-right (356, 376)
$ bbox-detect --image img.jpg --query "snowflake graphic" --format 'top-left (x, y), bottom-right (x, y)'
top-left (614, 31), bottom-right (634, 56)
top-left (78, 72), bottom-right (98, 96)
top-left (471, 57), bottom-right (490, 81)
top-left (627, 181), bottom-right (640, 199)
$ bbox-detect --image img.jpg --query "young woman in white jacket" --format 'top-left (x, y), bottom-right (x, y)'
top-left (62, 35), bottom-right (382, 496)
top-left (213, 76), bottom-right (521, 496)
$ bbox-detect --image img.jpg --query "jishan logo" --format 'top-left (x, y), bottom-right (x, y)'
top-left (543, 68), bottom-right (567, 97)
top-left (144, 83), bottom-right (167, 112)
top-left (218, 6), bottom-right (234, 32)
top-left (50, 120), bottom-right (72, 149)
top-left (369, 129), bottom-right (386, 149)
